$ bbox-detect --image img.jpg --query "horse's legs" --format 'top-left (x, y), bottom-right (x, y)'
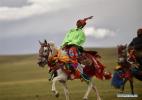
top-left (129, 79), bottom-right (134, 94)
top-left (120, 78), bottom-right (127, 93)
top-left (51, 76), bottom-right (60, 97)
top-left (83, 79), bottom-right (101, 100)
top-left (83, 81), bottom-right (92, 100)
top-left (92, 82), bottom-right (101, 100)
top-left (51, 69), bottom-right (68, 98)
top-left (60, 81), bottom-right (70, 100)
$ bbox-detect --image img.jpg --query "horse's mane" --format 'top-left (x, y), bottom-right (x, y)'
top-left (84, 50), bottom-right (101, 58)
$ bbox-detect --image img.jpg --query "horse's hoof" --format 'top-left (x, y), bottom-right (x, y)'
top-left (132, 92), bottom-right (134, 95)
top-left (55, 92), bottom-right (59, 98)
top-left (97, 98), bottom-right (101, 100)
top-left (35, 94), bottom-right (39, 98)
top-left (83, 98), bottom-right (88, 100)
top-left (52, 90), bottom-right (56, 94)
top-left (97, 97), bottom-right (101, 100)
top-left (52, 91), bottom-right (59, 98)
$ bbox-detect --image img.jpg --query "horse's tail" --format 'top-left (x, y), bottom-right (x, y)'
top-left (131, 67), bottom-right (142, 81)
top-left (84, 52), bottom-right (112, 80)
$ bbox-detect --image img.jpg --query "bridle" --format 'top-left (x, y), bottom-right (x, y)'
top-left (117, 45), bottom-right (128, 63)
top-left (38, 40), bottom-right (53, 67)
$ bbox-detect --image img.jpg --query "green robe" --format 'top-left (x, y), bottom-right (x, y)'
top-left (62, 28), bottom-right (86, 46)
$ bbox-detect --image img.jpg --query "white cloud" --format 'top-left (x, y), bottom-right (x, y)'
top-left (0, 0), bottom-right (76, 20)
top-left (84, 27), bottom-right (115, 39)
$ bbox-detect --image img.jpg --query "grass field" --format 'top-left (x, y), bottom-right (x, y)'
top-left (0, 48), bottom-right (142, 100)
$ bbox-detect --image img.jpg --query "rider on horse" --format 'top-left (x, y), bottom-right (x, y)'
top-left (128, 28), bottom-right (142, 69)
top-left (61, 16), bottom-right (93, 80)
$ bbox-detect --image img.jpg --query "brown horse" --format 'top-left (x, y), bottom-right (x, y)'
top-left (112, 45), bottom-right (136, 94)
top-left (37, 40), bottom-right (111, 100)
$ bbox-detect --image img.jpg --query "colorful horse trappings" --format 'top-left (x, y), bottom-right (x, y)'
top-left (37, 40), bottom-right (112, 100)
top-left (111, 45), bottom-right (142, 94)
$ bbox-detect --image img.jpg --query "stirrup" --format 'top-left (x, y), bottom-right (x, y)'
top-left (80, 73), bottom-right (90, 83)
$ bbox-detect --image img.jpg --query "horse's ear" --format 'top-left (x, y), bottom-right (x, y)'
top-left (124, 44), bottom-right (127, 48)
top-left (44, 40), bottom-right (47, 44)
top-left (39, 41), bottom-right (42, 45)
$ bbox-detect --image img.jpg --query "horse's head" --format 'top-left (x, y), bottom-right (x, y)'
top-left (117, 44), bottom-right (127, 64)
top-left (128, 47), bottom-right (137, 63)
top-left (37, 40), bottom-right (52, 67)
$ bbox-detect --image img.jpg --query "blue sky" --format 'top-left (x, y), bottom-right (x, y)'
top-left (0, 0), bottom-right (142, 54)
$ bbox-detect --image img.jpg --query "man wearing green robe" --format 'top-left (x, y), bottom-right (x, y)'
top-left (62, 28), bottom-right (86, 47)
top-left (61, 16), bottom-right (93, 80)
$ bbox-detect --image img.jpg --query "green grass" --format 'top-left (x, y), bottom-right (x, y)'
top-left (0, 48), bottom-right (142, 100)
